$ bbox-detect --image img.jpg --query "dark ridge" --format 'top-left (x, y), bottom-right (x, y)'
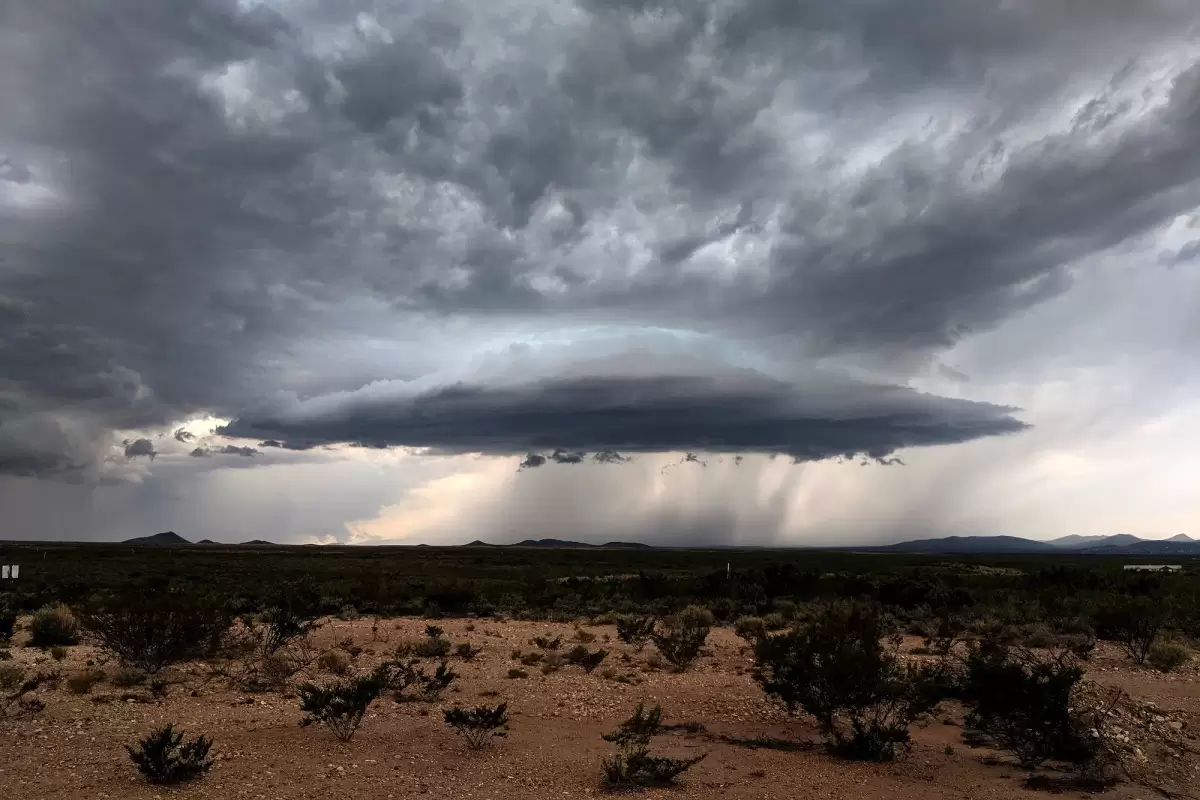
top-left (877, 536), bottom-right (1056, 554)
top-left (195, 539), bottom-right (219, 545)
top-left (242, 539), bottom-right (276, 546)
top-left (122, 531), bottom-right (190, 546)
top-left (511, 538), bottom-right (595, 548)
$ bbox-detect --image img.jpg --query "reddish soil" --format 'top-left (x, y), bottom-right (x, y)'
top-left (1, 619), bottom-right (1196, 799)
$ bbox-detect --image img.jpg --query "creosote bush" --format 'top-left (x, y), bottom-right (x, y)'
top-left (564, 645), bottom-right (609, 673)
top-left (956, 638), bottom-right (1105, 773)
top-left (67, 669), bottom-right (104, 695)
top-left (507, 668), bottom-right (528, 679)
top-left (298, 662), bottom-right (393, 742)
top-left (753, 603), bottom-right (942, 761)
top-left (614, 615), bottom-right (656, 650)
top-left (317, 649), bottom-right (351, 675)
top-left (50, 645), bottom-right (68, 661)
top-left (601, 702), bottom-right (706, 788)
top-left (733, 616), bottom-right (768, 644)
top-left (126, 724), bottom-right (214, 784)
top-left (1093, 597), bottom-right (1167, 665)
top-left (454, 642), bottom-right (481, 661)
top-left (0, 663), bottom-right (24, 690)
top-left (247, 583), bottom-right (324, 658)
top-left (444, 702), bottom-right (509, 749)
top-left (1147, 642), bottom-right (1190, 673)
top-left (77, 590), bottom-right (231, 673)
top-left (112, 666), bottom-right (147, 688)
top-left (29, 605), bottom-right (79, 648)
top-left (531, 634), bottom-right (562, 650)
top-left (651, 606), bottom-right (712, 672)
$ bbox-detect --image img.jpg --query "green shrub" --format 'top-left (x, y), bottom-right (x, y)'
top-left (1147, 642), bottom-right (1190, 673)
top-left (126, 724), bottom-right (214, 784)
top-left (67, 669), bottom-right (104, 695)
top-left (957, 640), bottom-right (1099, 770)
top-left (564, 645), bottom-right (608, 673)
top-left (317, 649), bottom-right (351, 676)
top-left (761, 612), bottom-right (788, 631)
top-left (150, 677), bottom-right (170, 699)
top-left (260, 651), bottom-right (299, 687)
top-left (0, 663), bottom-right (24, 690)
top-left (519, 651), bottom-right (544, 666)
top-left (601, 702), bottom-right (706, 788)
top-left (77, 591), bottom-right (231, 673)
top-left (247, 583), bottom-right (323, 658)
top-left (444, 702), bottom-right (509, 749)
top-left (29, 605), bottom-right (79, 648)
top-left (298, 663), bottom-right (392, 742)
top-left (50, 645), bottom-right (68, 661)
top-left (455, 642), bottom-right (481, 661)
top-left (112, 666), bottom-right (147, 688)
top-left (414, 636), bottom-right (451, 659)
top-left (1093, 597), bottom-right (1166, 664)
top-left (734, 616), bottom-right (767, 643)
top-left (1021, 624), bottom-right (1056, 649)
top-left (573, 628), bottom-right (597, 644)
top-left (531, 634), bottom-right (562, 650)
top-left (651, 607), bottom-right (711, 671)
top-left (614, 615), bottom-right (656, 650)
top-left (753, 603), bottom-right (942, 761)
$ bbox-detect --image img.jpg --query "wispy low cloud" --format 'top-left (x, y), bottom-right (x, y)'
top-left (190, 444), bottom-right (260, 458)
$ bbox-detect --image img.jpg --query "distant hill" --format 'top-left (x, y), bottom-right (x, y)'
top-left (879, 533), bottom-right (1200, 556)
top-left (242, 539), bottom-right (275, 546)
top-left (123, 531), bottom-right (190, 545)
top-left (1082, 540), bottom-right (1200, 556)
top-left (462, 539), bottom-right (656, 549)
top-left (1090, 534), bottom-right (1142, 548)
top-left (878, 536), bottom-right (1056, 554)
top-left (196, 539), bottom-right (219, 545)
top-left (1046, 534), bottom-right (1111, 548)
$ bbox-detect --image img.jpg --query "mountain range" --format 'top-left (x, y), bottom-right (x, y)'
top-left (463, 538), bottom-right (654, 549)
top-left (876, 533), bottom-right (1198, 555)
top-left (117, 531), bottom-right (1197, 555)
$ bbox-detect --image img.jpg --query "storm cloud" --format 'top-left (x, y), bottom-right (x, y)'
top-left (222, 370), bottom-right (1026, 461)
top-left (1, 1), bottom-right (1198, 542)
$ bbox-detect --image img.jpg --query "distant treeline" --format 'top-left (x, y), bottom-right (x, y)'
top-left (0, 543), bottom-right (1196, 634)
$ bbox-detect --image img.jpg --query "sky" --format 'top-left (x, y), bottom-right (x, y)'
top-left (1, 0), bottom-right (1198, 546)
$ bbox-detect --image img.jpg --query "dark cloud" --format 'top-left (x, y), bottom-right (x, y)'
top-left (220, 371), bottom-right (1026, 462)
top-left (1, 0), bottom-right (1198, 482)
top-left (173, 428), bottom-right (196, 443)
top-left (123, 438), bottom-right (157, 460)
top-left (191, 444), bottom-right (259, 458)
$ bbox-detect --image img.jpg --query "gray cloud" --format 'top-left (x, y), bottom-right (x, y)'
top-left (191, 444), bottom-right (259, 458)
top-left (123, 438), bottom-right (157, 460)
top-left (220, 369), bottom-right (1025, 461)
top-left (0, 0), bottom-right (1198, 502)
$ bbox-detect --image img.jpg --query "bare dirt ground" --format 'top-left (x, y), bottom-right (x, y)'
top-left (1, 618), bottom-right (1197, 800)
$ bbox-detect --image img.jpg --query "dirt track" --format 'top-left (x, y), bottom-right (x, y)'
top-left (1, 618), bottom-right (1197, 799)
